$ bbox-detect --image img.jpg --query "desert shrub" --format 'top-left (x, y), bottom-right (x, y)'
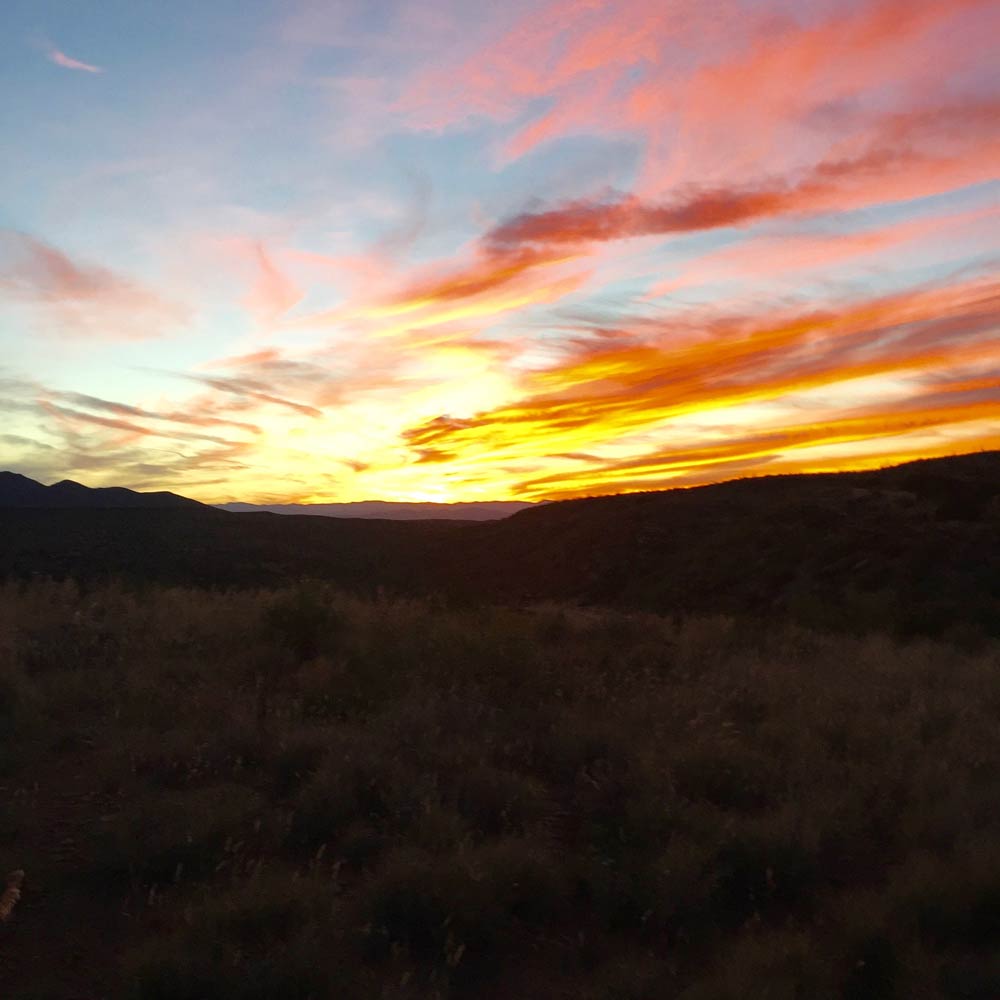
top-left (937, 953), bottom-right (1000, 1000)
top-left (124, 727), bottom-right (244, 790)
top-left (677, 929), bottom-right (837, 1000)
top-left (0, 669), bottom-right (21, 724)
top-left (531, 712), bottom-right (633, 785)
top-left (451, 763), bottom-right (549, 838)
top-left (585, 958), bottom-right (676, 1000)
top-left (358, 849), bottom-right (475, 964)
top-left (410, 802), bottom-right (470, 854)
top-left (288, 752), bottom-right (426, 852)
top-left (704, 827), bottom-right (819, 927)
top-left (474, 837), bottom-right (569, 927)
top-left (261, 586), bottom-right (339, 661)
top-left (267, 730), bottom-right (330, 798)
top-left (579, 859), bottom-right (666, 933)
top-left (892, 849), bottom-right (1000, 952)
top-left (93, 782), bottom-right (264, 885)
top-left (357, 838), bottom-right (567, 987)
top-left (129, 947), bottom-right (329, 1000)
top-left (125, 872), bottom-right (340, 1000)
top-left (672, 742), bottom-right (782, 812)
top-left (840, 931), bottom-right (901, 1000)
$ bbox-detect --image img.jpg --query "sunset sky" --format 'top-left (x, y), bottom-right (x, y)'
top-left (1, 0), bottom-right (998, 503)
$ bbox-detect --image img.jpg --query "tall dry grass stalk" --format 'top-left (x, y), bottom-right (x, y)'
top-left (0, 870), bottom-right (24, 922)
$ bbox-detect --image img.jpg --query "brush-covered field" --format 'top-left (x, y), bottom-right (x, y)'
top-left (1, 580), bottom-right (998, 999)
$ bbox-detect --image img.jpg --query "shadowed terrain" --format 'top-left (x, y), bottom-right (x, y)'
top-left (1, 582), bottom-right (998, 999)
top-left (2, 452), bottom-right (998, 639)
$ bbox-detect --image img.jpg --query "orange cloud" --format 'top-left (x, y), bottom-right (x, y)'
top-left (287, 239), bottom-right (589, 346)
top-left (386, 247), bottom-right (576, 309)
top-left (516, 376), bottom-right (1000, 499)
top-left (398, 275), bottom-right (1000, 493)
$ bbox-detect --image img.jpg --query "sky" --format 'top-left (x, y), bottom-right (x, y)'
top-left (1, 0), bottom-right (998, 504)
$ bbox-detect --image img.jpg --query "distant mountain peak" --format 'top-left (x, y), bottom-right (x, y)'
top-left (216, 498), bottom-right (537, 522)
top-left (0, 472), bottom-right (202, 509)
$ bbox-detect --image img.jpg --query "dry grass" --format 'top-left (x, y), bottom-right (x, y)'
top-left (1, 579), bottom-right (998, 998)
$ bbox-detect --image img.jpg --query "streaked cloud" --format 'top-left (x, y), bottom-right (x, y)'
top-left (0, 231), bottom-right (188, 340)
top-left (397, 273), bottom-right (1000, 495)
top-left (486, 101), bottom-right (1000, 251)
top-left (46, 46), bottom-right (103, 73)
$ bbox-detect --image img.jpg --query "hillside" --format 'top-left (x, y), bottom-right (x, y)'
top-left (1, 452), bottom-right (997, 637)
top-left (434, 451), bottom-right (1000, 637)
top-left (0, 472), bottom-right (201, 509)
top-left (0, 506), bottom-right (467, 591)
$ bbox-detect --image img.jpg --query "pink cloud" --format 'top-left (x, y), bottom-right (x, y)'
top-left (628, 0), bottom-right (995, 191)
top-left (244, 242), bottom-right (302, 327)
top-left (47, 47), bottom-right (103, 73)
top-left (0, 230), bottom-right (188, 340)
top-left (399, 0), bottom-right (996, 201)
top-left (645, 205), bottom-right (1000, 298)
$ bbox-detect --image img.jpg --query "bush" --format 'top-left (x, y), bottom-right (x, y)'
top-left (672, 743), bottom-right (782, 812)
top-left (452, 763), bottom-right (549, 838)
top-left (261, 587), bottom-right (339, 662)
top-left (94, 783), bottom-right (264, 885)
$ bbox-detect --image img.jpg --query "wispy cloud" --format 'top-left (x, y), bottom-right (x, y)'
top-left (240, 241), bottom-right (302, 327)
top-left (46, 46), bottom-right (103, 73)
top-left (0, 230), bottom-right (188, 339)
top-left (0, 376), bottom-right (257, 495)
top-left (173, 372), bottom-right (324, 419)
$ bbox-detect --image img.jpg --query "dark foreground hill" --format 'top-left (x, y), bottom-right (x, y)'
top-left (433, 450), bottom-right (1000, 637)
top-left (0, 471), bottom-right (201, 509)
top-left (1, 451), bottom-right (998, 637)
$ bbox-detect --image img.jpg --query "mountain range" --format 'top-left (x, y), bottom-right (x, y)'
top-left (0, 472), bottom-right (531, 520)
top-left (216, 499), bottom-right (536, 520)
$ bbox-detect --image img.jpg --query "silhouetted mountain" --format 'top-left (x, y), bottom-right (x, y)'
top-left (0, 471), bottom-right (202, 509)
top-left (1, 451), bottom-right (997, 637)
top-left (217, 499), bottom-right (536, 520)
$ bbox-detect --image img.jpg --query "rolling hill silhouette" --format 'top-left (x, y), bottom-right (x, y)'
top-left (0, 471), bottom-right (201, 509)
top-left (1, 451), bottom-right (997, 637)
